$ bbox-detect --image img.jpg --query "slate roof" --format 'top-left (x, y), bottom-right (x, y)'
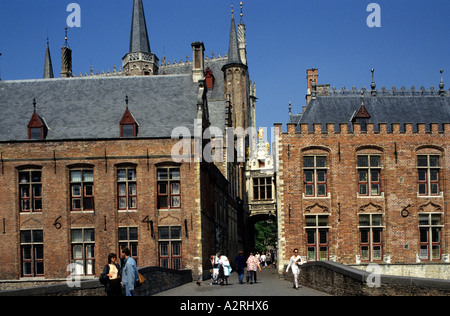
top-left (160, 57), bottom-right (229, 131)
top-left (0, 74), bottom-right (203, 141)
top-left (297, 94), bottom-right (450, 132)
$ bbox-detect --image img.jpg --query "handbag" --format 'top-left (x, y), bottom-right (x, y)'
top-left (136, 272), bottom-right (146, 287)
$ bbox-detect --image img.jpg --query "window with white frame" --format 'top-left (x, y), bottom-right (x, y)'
top-left (157, 167), bottom-right (181, 209)
top-left (71, 228), bottom-right (95, 276)
top-left (117, 167), bottom-right (137, 210)
top-left (19, 170), bottom-right (42, 213)
top-left (70, 169), bottom-right (94, 211)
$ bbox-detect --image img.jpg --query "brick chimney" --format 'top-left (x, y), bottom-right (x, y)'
top-left (191, 42), bottom-right (205, 83)
top-left (306, 68), bottom-right (318, 104)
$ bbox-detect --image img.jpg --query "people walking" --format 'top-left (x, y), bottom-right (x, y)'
top-left (285, 248), bottom-right (303, 290)
top-left (219, 253), bottom-right (231, 286)
top-left (235, 251), bottom-right (246, 284)
top-left (260, 253), bottom-right (266, 268)
top-left (100, 253), bottom-right (122, 296)
top-left (246, 252), bottom-right (261, 284)
top-left (121, 247), bottom-right (139, 296)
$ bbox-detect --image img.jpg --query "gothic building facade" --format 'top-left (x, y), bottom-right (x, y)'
top-left (275, 69), bottom-right (450, 276)
top-left (0, 0), bottom-right (255, 280)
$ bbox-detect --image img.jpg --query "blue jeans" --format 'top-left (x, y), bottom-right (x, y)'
top-left (249, 271), bottom-right (256, 283)
top-left (124, 285), bottom-right (134, 296)
top-left (237, 268), bottom-right (244, 284)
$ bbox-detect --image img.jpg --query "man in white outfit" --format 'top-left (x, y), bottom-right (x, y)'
top-left (285, 248), bottom-right (303, 290)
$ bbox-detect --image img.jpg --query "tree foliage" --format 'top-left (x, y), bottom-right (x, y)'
top-left (254, 220), bottom-right (277, 253)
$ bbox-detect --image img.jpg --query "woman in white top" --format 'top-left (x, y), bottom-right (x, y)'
top-left (285, 248), bottom-right (303, 290)
top-left (100, 253), bottom-right (122, 296)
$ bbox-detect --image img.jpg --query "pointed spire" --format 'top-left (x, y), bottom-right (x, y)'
top-left (129, 0), bottom-right (151, 53)
top-left (237, 1), bottom-right (247, 65)
top-left (225, 6), bottom-right (243, 66)
top-left (43, 39), bottom-right (54, 79)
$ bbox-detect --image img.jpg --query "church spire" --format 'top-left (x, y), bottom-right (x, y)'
top-left (129, 0), bottom-right (151, 53)
top-left (43, 38), bottom-right (54, 79)
top-left (225, 6), bottom-right (243, 66)
top-left (123, 0), bottom-right (159, 76)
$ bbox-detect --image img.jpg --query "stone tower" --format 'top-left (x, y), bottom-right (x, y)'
top-left (122, 0), bottom-right (159, 76)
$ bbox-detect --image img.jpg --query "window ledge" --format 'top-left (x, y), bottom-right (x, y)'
top-left (417, 193), bottom-right (443, 198)
top-left (357, 192), bottom-right (385, 199)
top-left (302, 193), bottom-right (331, 199)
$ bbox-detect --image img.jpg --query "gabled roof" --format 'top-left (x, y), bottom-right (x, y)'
top-left (354, 104), bottom-right (371, 119)
top-left (120, 106), bottom-right (139, 126)
top-left (27, 111), bottom-right (46, 129)
top-left (160, 57), bottom-right (229, 132)
top-left (0, 74), bottom-right (201, 141)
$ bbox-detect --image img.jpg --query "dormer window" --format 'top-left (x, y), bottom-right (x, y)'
top-left (205, 66), bottom-right (215, 90)
top-left (120, 95), bottom-right (139, 138)
top-left (352, 100), bottom-right (371, 132)
top-left (27, 99), bottom-right (48, 140)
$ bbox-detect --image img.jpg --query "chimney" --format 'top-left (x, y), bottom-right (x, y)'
top-left (61, 46), bottom-right (73, 78)
top-left (191, 42), bottom-right (205, 83)
top-left (306, 68), bottom-right (318, 104)
top-left (61, 28), bottom-right (72, 78)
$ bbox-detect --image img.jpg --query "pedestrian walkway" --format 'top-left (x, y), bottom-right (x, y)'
top-left (154, 267), bottom-right (330, 296)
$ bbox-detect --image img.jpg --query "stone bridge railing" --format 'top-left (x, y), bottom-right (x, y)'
top-left (285, 261), bottom-right (450, 296)
top-left (0, 267), bottom-right (192, 296)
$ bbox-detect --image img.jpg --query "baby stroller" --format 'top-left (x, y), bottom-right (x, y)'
top-left (210, 266), bottom-right (220, 285)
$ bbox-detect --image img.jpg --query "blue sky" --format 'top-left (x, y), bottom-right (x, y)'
top-left (0, 0), bottom-right (449, 130)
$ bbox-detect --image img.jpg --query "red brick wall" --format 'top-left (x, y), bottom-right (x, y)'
top-left (276, 122), bottom-right (450, 267)
top-left (0, 138), bottom-right (206, 279)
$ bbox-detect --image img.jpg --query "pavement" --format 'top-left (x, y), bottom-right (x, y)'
top-left (154, 267), bottom-right (330, 296)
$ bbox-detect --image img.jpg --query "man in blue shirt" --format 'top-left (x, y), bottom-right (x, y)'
top-left (235, 251), bottom-right (246, 284)
top-left (121, 247), bottom-right (139, 296)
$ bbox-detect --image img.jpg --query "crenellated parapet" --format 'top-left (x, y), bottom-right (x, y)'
top-left (283, 122), bottom-right (450, 135)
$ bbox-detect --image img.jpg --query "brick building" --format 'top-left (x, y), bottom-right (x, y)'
top-left (275, 69), bottom-right (450, 272)
top-left (0, 0), bottom-right (255, 280)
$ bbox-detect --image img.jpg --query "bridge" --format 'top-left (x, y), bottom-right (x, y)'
top-left (1, 261), bottom-right (448, 297)
top-left (154, 266), bottom-right (328, 296)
